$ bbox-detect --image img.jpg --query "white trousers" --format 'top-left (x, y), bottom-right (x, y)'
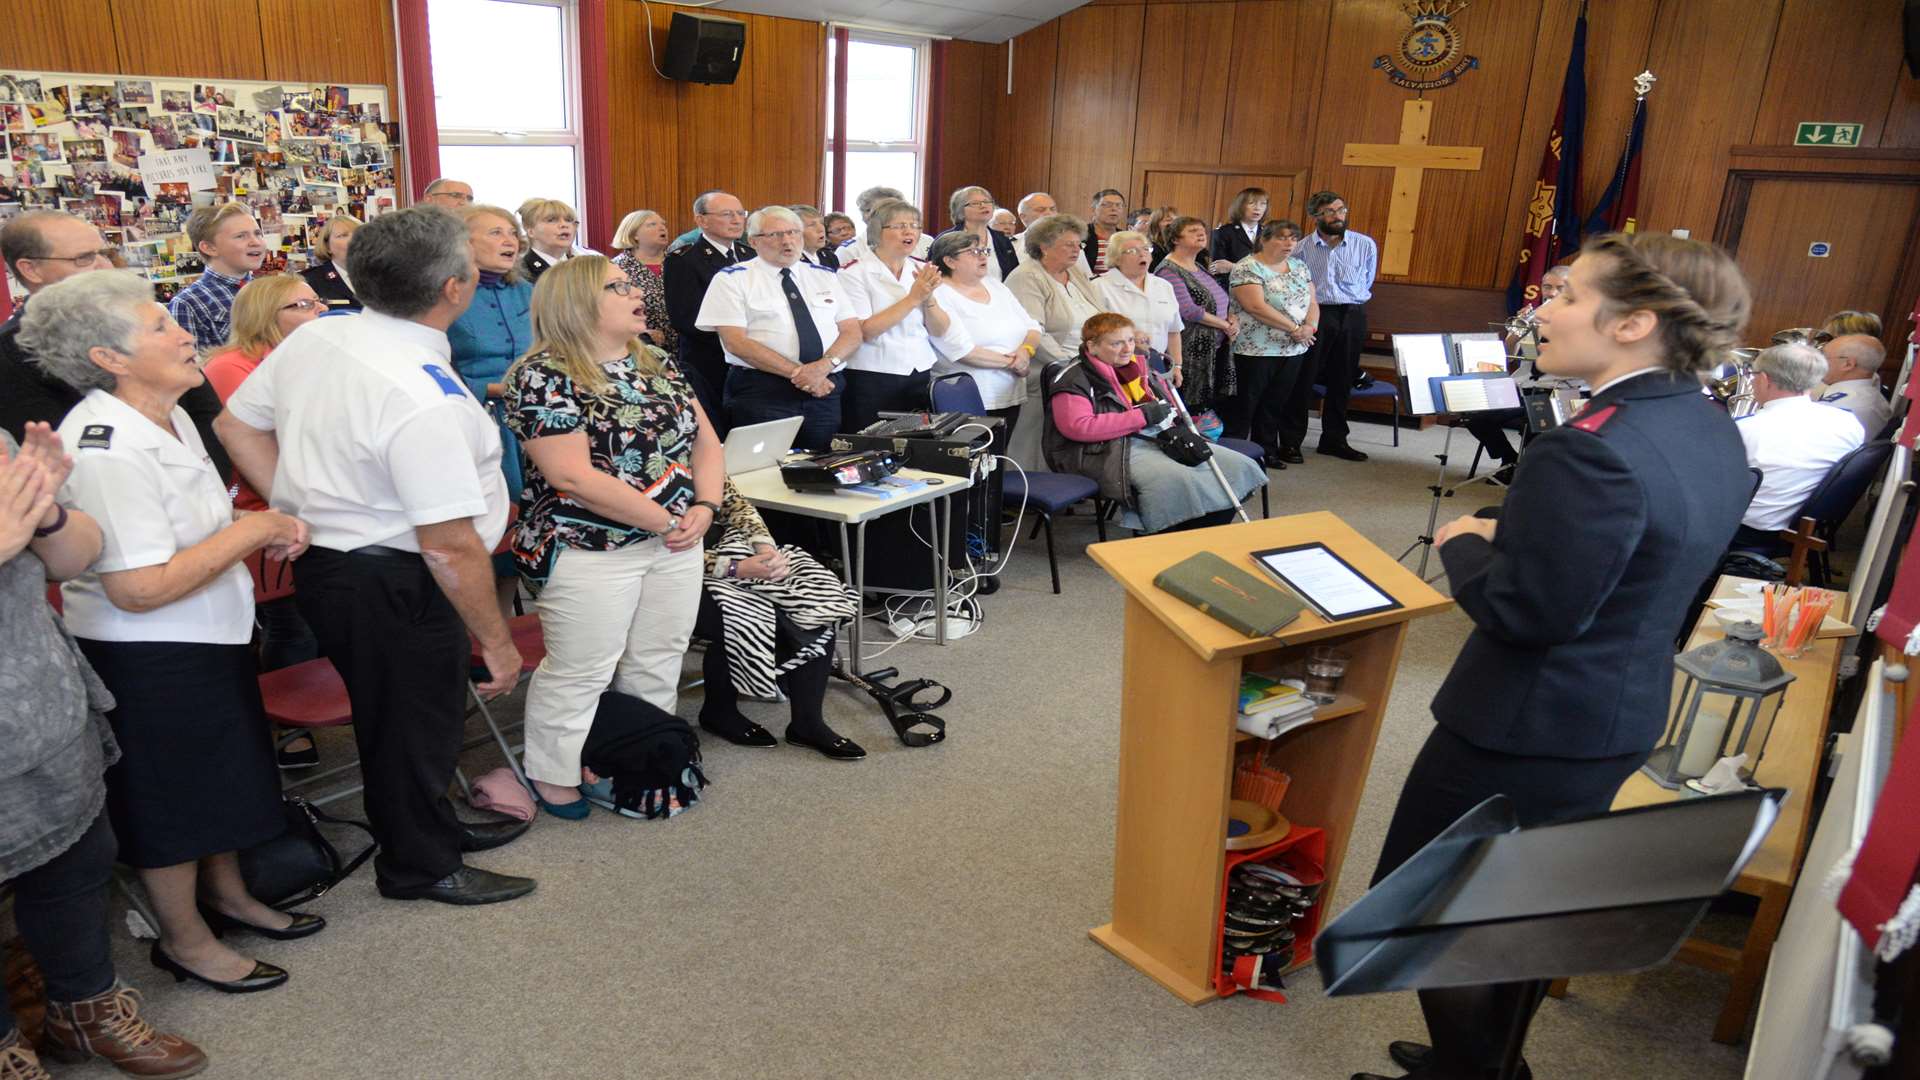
top-left (521, 539), bottom-right (703, 786)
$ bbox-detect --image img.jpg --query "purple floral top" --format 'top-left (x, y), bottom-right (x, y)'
top-left (1155, 261), bottom-right (1229, 326)
top-left (504, 346), bottom-right (700, 585)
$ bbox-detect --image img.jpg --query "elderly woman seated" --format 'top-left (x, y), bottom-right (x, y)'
top-left (694, 479), bottom-right (862, 759)
top-left (1044, 312), bottom-right (1265, 533)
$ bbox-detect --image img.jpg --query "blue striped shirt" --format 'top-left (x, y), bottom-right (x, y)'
top-left (168, 267), bottom-right (248, 350)
top-left (1297, 230), bottom-right (1377, 306)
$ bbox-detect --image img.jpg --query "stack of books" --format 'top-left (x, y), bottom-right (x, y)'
top-left (1236, 672), bottom-right (1320, 740)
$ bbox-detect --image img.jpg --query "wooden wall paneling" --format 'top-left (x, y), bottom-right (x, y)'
top-left (935, 41), bottom-right (992, 219)
top-left (1636, 0), bottom-right (1784, 238)
top-left (1131, 3), bottom-right (1235, 167)
top-left (0, 0), bottom-right (120, 72)
top-left (1215, 172), bottom-right (1297, 227)
top-left (1047, 4), bottom-right (1145, 211)
top-left (1306, 0), bottom-right (1546, 287)
top-left (1726, 174), bottom-right (1920, 346)
top-left (608, 0), bottom-right (683, 226)
top-left (988, 21), bottom-right (1061, 208)
top-left (1222, 0), bottom-right (1332, 186)
top-left (1491, 0), bottom-right (1657, 290)
top-left (1881, 66), bottom-right (1920, 149)
top-left (677, 21), bottom-right (759, 217)
top-left (108, 0), bottom-right (267, 80)
top-left (257, 0), bottom-right (398, 87)
top-left (1138, 169), bottom-right (1219, 220)
top-left (1751, 0), bottom-right (1906, 148)
top-left (748, 14), bottom-right (823, 211)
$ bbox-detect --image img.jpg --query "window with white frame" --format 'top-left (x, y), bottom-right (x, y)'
top-left (823, 31), bottom-right (928, 217)
top-left (428, 0), bottom-right (584, 227)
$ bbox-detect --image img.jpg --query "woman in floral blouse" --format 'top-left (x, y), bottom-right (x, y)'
top-left (608, 208), bottom-right (676, 355)
top-left (504, 256), bottom-right (725, 818)
top-left (1225, 219), bottom-right (1319, 461)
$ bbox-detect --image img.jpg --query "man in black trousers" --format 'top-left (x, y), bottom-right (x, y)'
top-left (1286, 189), bottom-right (1377, 462)
top-left (218, 207), bottom-right (533, 906)
top-left (664, 189), bottom-right (754, 432)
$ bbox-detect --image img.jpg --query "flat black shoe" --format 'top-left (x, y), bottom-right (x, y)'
top-left (199, 905), bottom-right (326, 941)
top-left (458, 818), bottom-right (530, 852)
top-left (377, 866), bottom-right (536, 906)
top-left (1317, 444), bottom-right (1370, 462)
top-left (786, 728), bottom-right (867, 761)
top-left (1388, 1042), bottom-right (1431, 1072)
top-left (700, 716), bottom-right (778, 748)
top-left (276, 732), bottom-right (319, 770)
top-left (149, 943), bottom-right (288, 994)
top-left (1280, 446), bottom-right (1305, 464)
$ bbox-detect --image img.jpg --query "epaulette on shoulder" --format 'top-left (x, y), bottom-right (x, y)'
top-left (1568, 403), bottom-right (1621, 434)
top-left (804, 260), bottom-right (837, 272)
top-left (717, 264), bottom-right (747, 275)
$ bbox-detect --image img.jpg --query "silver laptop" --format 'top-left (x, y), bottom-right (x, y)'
top-left (723, 416), bottom-right (805, 475)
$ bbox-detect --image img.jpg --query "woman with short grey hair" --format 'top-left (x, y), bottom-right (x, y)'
top-left (840, 201), bottom-right (968, 432)
top-left (1005, 213), bottom-right (1105, 467)
top-left (940, 185), bottom-right (1018, 281)
top-left (23, 270), bottom-right (320, 996)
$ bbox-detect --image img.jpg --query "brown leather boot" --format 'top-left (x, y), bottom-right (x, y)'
top-left (40, 981), bottom-right (207, 1079)
top-left (0, 1028), bottom-right (52, 1080)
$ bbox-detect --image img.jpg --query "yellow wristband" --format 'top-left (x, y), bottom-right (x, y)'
top-left (1021, 344), bottom-right (1036, 357)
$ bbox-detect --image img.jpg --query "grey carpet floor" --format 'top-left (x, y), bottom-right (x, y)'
top-left (64, 419), bottom-right (1757, 1079)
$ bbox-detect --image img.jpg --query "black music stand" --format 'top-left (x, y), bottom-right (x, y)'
top-left (1316, 790), bottom-right (1783, 1080)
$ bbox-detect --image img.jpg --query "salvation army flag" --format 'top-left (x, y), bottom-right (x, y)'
top-left (1585, 94), bottom-right (1648, 235)
top-left (1506, 7), bottom-right (1587, 312)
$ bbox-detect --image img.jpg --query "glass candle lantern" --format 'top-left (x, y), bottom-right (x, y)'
top-left (1641, 621), bottom-right (1795, 791)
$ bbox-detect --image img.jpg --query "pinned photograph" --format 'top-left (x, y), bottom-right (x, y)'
top-left (55, 174), bottom-right (91, 201)
top-left (192, 84), bottom-right (232, 113)
top-left (12, 133), bottom-right (64, 164)
top-left (0, 203), bottom-right (22, 227)
top-left (49, 86), bottom-right (72, 114)
top-left (303, 163), bottom-right (340, 184)
top-left (283, 89), bottom-right (314, 114)
top-left (109, 129), bottom-right (143, 168)
top-left (62, 192), bottom-right (122, 228)
top-left (108, 105), bottom-right (150, 130)
top-left (62, 138), bottom-right (105, 162)
top-left (27, 99), bottom-right (65, 128)
top-left (115, 79), bottom-right (156, 106)
top-left (187, 113), bottom-right (216, 134)
top-left (344, 142), bottom-right (386, 168)
top-left (71, 84), bottom-right (114, 113)
top-left (1, 77), bottom-right (45, 103)
top-left (249, 193), bottom-right (282, 232)
top-left (13, 159), bottom-right (46, 188)
top-left (145, 114), bottom-right (182, 151)
top-left (323, 85), bottom-right (350, 113)
top-left (71, 117), bottom-right (109, 140)
top-left (0, 104), bottom-right (28, 134)
top-left (70, 161), bottom-right (114, 189)
top-left (160, 88), bottom-right (192, 113)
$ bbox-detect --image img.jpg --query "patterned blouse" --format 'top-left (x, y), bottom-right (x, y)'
top-left (612, 251), bottom-right (677, 356)
top-left (504, 346), bottom-right (701, 585)
top-left (1227, 255), bottom-right (1314, 358)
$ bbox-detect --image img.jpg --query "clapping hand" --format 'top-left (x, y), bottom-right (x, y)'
top-left (0, 445), bottom-right (55, 564)
top-left (910, 264), bottom-right (943, 304)
top-left (16, 422), bottom-right (73, 493)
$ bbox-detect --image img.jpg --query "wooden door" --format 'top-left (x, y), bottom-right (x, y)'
top-left (1139, 169), bottom-right (1218, 222)
top-left (1725, 176), bottom-right (1920, 351)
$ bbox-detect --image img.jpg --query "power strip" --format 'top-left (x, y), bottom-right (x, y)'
top-left (889, 606), bottom-right (982, 640)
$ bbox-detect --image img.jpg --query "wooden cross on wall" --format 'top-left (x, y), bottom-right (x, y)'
top-left (1341, 100), bottom-right (1484, 276)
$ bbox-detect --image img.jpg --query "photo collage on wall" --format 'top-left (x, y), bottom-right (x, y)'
top-left (0, 70), bottom-right (400, 302)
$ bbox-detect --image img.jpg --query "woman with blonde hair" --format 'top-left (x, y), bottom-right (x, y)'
top-left (518, 197), bottom-right (585, 281)
top-left (299, 213), bottom-right (361, 311)
top-left (609, 208), bottom-right (675, 353)
top-left (203, 274), bottom-right (326, 511)
top-left (504, 255), bottom-right (724, 817)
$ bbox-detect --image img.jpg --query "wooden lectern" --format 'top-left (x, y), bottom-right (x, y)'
top-left (1086, 512), bottom-right (1452, 1004)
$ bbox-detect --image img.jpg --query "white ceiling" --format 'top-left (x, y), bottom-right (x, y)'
top-left (700, 0), bottom-right (1084, 43)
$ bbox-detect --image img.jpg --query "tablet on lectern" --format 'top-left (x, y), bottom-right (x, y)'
top-left (1249, 543), bottom-right (1402, 622)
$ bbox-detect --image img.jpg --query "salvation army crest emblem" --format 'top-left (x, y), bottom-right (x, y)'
top-left (1374, 0), bottom-right (1480, 91)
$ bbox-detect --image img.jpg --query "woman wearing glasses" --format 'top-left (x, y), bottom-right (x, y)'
top-left (504, 256), bottom-right (724, 819)
top-left (938, 185), bottom-right (1018, 280)
top-left (838, 200), bottom-right (971, 433)
top-left (927, 230), bottom-right (1042, 463)
top-left (1094, 230), bottom-right (1185, 383)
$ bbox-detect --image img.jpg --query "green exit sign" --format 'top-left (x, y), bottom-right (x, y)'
top-left (1795, 122), bottom-right (1864, 147)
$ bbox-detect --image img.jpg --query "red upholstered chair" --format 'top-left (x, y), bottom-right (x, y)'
top-left (262, 658), bottom-right (363, 806)
top-left (465, 613), bottom-right (545, 787)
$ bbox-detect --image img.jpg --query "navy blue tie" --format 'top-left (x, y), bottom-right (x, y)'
top-left (781, 268), bottom-right (824, 364)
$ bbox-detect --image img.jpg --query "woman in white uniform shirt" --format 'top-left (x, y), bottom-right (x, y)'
top-left (837, 200), bottom-right (972, 434)
top-left (926, 230), bottom-right (1041, 459)
top-left (1095, 230), bottom-right (1185, 380)
top-left (21, 271), bottom-right (319, 996)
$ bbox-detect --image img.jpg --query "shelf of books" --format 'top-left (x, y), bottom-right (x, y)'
top-left (1085, 513), bottom-right (1452, 1006)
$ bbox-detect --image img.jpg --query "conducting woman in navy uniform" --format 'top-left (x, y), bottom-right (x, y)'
top-left (1356, 233), bottom-right (1756, 1080)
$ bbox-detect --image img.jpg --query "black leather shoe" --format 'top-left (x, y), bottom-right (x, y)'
top-left (1318, 444), bottom-right (1370, 462)
top-left (149, 943), bottom-right (288, 994)
top-left (1388, 1042), bottom-right (1431, 1072)
top-left (1280, 446), bottom-right (1305, 464)
top-left (1257, 446), bottom-right (1287, 470)
top-left (701, 716), bottom-right (779, 748)
top-left (458, 818), bottom-right (530, 852)
top-left (377, 866), bottom-right (536, 906)
top-left (786, 727), bottom-right (867, 761)
top-left (199, 905), bottom-right (326, 941)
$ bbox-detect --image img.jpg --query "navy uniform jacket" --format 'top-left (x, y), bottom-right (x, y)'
top-left (664, 236), bottom-right (753, 419)
top-left (300, 262), bottom-right (360, 312)
top-left (1434, 371), bottom-right (1751, 759)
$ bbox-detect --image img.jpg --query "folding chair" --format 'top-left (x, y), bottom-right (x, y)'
top-left (465, 613), bottom-right (547, 787)
top-left (265, 658), bottom-right (362, 807)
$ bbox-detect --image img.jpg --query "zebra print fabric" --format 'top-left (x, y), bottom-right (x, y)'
top-left (704, 536), bottom-right (858, 700)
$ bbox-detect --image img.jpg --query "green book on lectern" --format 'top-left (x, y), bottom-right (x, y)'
top-left (1153, 552), bottom-right (1304, 637)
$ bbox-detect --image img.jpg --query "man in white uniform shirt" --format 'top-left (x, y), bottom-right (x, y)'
top-left (216, 208), bottom-right (536, 907)
top-left (697, 206), bottom-right (863, 450)
top-left (1817, 333), bottom-right (1894, 437)
top-left (1733, 342), bottom-right (1865, 549)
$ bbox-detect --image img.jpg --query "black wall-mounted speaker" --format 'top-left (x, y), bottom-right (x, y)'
top-left (662, 12), bottom-right (746, 85)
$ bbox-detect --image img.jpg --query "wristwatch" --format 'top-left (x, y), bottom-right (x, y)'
top-left (693, 499), bottom-right (722, 515)
top-left (33, 503), bottom-right (67, 538)
top-left (827, 356), bottom-right (847, 373)
top-left (666, 515), bottom-right (682, 533)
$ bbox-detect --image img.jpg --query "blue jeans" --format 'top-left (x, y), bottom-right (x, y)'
top-left (1, 811), bottom-right (117, 1035)
top-left (724, 367), bottom-right (845, 451)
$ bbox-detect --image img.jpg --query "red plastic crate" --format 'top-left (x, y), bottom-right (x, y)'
top-left (1213, 825), bottom-right (1329, 1003)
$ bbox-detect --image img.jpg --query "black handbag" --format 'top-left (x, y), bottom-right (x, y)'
top-left (237, 796), bottom-right (378, 909)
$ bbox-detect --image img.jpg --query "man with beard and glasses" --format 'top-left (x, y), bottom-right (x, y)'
top-left (1287, 189), bottom-right (1377, 463)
